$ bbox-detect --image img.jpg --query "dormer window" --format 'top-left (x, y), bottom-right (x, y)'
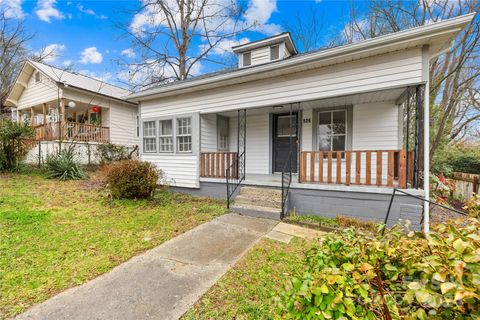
top-left (243, 52), bottom-right (251, 67)
top-left (270, 45), bottom-right (280, 60)
top-left (34, 71), bottom-right (41, 83)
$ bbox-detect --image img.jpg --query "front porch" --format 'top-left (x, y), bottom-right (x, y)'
top-left (18, 99), bottom-right (110, 143)
top-left (198, 86), bottom-right (424, 191)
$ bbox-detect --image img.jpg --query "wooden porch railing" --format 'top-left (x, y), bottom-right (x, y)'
top-left (200, 152), bottom-right (238, 178)
top-left (34, 121), bottom-right (109, 143)
top-left (299, 150), bottom-right (414, 188)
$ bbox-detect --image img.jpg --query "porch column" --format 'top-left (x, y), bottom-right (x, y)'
top-left (30, 107), bottom-right (34, 127)
top-left (422, 46), bottom-right (430, 234)
top-left (42, 103), bottom-right (47, 125)
top-left (60, 98), bottom-right (65, 140)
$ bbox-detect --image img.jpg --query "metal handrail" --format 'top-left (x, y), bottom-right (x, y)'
top-left (382, 188), bottom-right (468, 235)
top-left (226, 151), bottom-right (245, 208)
top-left (281, 151), bottom-right (294, 219)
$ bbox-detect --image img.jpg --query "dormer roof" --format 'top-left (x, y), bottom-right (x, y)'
top-left (232, 32), bottom-right (297, 55)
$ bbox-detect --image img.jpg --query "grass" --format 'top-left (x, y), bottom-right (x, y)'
top-left (0, 170), bottom-right (227, 318)
top-left (284, 213), bottom-right (379, 233)
top-left (182, 237), bottom-right (313, 320)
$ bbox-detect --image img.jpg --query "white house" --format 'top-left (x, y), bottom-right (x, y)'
top-left (5, 60), bottom-right (138, 162)
top-left (128, 14), bottom-right (474, 229)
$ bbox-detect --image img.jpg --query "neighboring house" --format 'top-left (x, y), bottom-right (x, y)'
top-left (4, 60), bottom-right (138, 162)
top-left (128, 14), bottom-right (474, 228)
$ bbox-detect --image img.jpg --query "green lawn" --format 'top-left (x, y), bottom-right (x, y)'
top-left (0, 171), bottom-right (227, 318)
top-left (182, 237), bottom-right (313, 320)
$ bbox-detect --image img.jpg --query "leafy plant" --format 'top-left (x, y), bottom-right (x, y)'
top-left (44, 145), bottom-right (85, 180)
top-left (277, 219), bottom-right (480, 319)
top-left (104, 160), bottom-right (163, 199)
top-left (0, 118), bottom-right (34, 171)
top-left (464, 194), bottom-right (480, 218)
top-left (96, 142), bottom-right (136, 163)
top-left (432, 144), bottom-right (480, 175)
top-left (430, 174), bottom-right (456, 205)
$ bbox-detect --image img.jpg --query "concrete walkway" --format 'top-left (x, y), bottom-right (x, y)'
top-left (15, 214), bottom-right (277, 320)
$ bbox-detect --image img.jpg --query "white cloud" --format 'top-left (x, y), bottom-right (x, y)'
top-left (78, 69), bottom-right (112, 82)
top-left (0, 0), bottom-right (25, 19)
top-left (77, 4), bottom-right (94, 15)
top-left (121, 48), bottom-right (136, 58)
top-left (62, 59), bottom-right (73, 66)
top-left (201, 37), bottom-right (250, 55)
top-left (76, 3), bottom-right (108, 19)
top-left (79, 47), bottom-right (103, 64)
top-left (36, 0), bottom-right (64, 23)
top-left (36, 43), bottom-right (66, 62)
top-left (244, 0), bottom-right (282, 35)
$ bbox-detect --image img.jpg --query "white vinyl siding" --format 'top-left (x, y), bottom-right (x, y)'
top-left (141, 48), bottom-right (423, 117)
top-left (108, 103), bottom-right (138, 146)
top-left (17, 72), bottom-right (58, 110)
top-left (229, 113), bottom-right (270, 174)
top-left (142, 154), bottom-right (198, 188)
top-left (200, 114), bottom-right (217, 152)
top-left (352, 102), bottom-right (399, 150)
top-left (250, 46), bottom-right (271, 65)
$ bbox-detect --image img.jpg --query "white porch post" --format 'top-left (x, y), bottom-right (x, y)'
top-left (423, 46), bottom-right (430, 234)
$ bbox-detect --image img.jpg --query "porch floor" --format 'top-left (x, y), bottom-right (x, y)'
top-left (200, 174), bottom-right (424, 195)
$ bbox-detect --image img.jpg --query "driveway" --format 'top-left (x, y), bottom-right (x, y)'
top-left (15, 214), bottom-right (278, 320)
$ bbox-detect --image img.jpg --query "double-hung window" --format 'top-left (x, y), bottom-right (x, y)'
top-left (159, 120), bottom-right (173, 152)
top-left (143, 121), bottom-right (157, 153)
top-left (217, 116), bottom-right (229, 151)
top-left (318, 110), bottom-right (347, 152)
top-left (177, 117), bottom-right (192, 152)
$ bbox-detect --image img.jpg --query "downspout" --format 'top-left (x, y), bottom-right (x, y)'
top-left (422, 45), bottom-right (430, 234)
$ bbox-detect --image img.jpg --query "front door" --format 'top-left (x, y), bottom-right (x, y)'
top-left (273, 113), bottom-right (298, 173)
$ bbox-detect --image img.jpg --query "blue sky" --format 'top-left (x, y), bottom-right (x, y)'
top-left (3, 0), bottom-right (364, 87)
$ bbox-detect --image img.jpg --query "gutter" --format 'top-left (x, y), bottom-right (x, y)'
top-left (127, 12), bottom-right (474, 101)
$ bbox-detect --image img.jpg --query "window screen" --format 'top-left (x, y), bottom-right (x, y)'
top-left (270, 45), bottom-right (280, 60)
top-left (243, 52), bottom-right (251, 67)
top-left (159, 120), bottom-right (173, 152)
top-left (217, 116), bottom-right (229, 151)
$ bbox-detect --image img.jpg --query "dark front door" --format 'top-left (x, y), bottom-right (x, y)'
top-left (273, 113), bottom-right (298, 173)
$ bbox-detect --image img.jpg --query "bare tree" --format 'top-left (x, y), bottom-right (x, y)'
top-left (0, 12), bottom-right (32, 111)
top-left (118, 0), bottom-right (253, 89)
top-left (336, 0), bottom-right (480, 158)
top-left (283, 8), bottom-right (332, 53)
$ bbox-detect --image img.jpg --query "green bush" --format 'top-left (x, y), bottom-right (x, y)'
top-left (96, 142), bottom-right (136, 163)
top-left (44, 146), bottom-right (85, 180)
top-left (0, 118), bottom-right (34, 171)
top-left (277, 219), bottom-right (480, 319)
top-left (104, 160), bottom-right (162, 199)
top-left (432, 144), bottom-right (480, 175)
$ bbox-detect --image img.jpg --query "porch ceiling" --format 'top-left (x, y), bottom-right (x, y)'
top-left (215, 87), bottom-right (406, 117)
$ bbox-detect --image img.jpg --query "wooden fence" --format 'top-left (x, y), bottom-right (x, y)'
top-left (451, 172), bottom-right (479, 200)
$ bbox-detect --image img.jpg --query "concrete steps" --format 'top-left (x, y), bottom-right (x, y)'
top-left (230, 186), bottom-right (282, 220)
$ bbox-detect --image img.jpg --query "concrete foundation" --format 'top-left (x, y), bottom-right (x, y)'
top-left (172, 182), bottom-right (424, 230)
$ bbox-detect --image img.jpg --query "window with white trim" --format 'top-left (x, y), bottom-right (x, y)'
top-left (217, 116), bottom-right (229, 151)
top-left (159, 119), bottom-right (173, 152)
top-left (143, 121), bottom-right (157, 153)
top-left (318, 110), bottom-right (347, 152)
top-left (177, 117), bottom-right (192, 152)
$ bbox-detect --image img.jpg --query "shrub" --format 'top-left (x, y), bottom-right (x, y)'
top-left (0, 118), bottom-right (34, 171)
top-left (96, 143), bottom-right (136, 163)
top-left (464, 194), bottom-right (480, 218)
top-left (277, 219), bottom-right (480, 319)
top-left (44, 146), bottom-right (85, 180)
top-left (432, 144), bottom-right (480, 175)
top-left (104, 160), bottom-right (162, 199)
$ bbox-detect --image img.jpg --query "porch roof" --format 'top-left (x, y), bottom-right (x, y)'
top-left (128, 13), bottom-right (474, 101)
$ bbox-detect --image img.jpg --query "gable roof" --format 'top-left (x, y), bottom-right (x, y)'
top-left (5, 60), bottom-right (131, 107)
top-left (128, 12), bottom-right (475, 102)
top-left (232, 32), bottom-right (297, 55)
top-left (29, 60), bottom-right (131, 99)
